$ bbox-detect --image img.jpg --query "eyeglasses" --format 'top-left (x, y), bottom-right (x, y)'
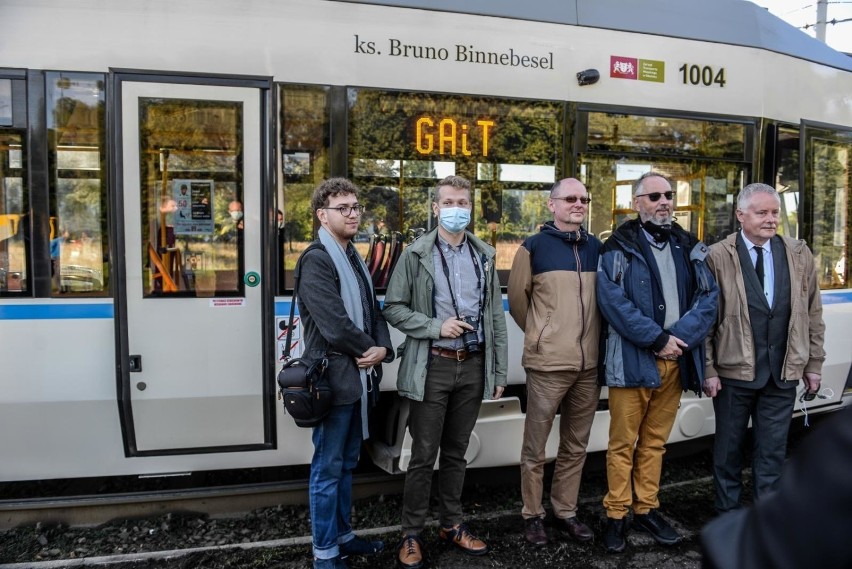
top-left (635, 191), bottom-right (674, 202)
top-left (551, 196), bottom-right (592, 205)
top-left (799, 389), bottom-right (829, 403)
top-left (322, 204), bottom-right (365, 216)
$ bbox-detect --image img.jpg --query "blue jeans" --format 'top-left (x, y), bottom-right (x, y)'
top-left (310, 402), bottom-right (362, 559)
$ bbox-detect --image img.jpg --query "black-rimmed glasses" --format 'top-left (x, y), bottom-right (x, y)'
top-left (635, 191), bottom-right (674, 202)
top-left (552, 196), bottom-right (592, 205)
top-left (322, 204), bottom-right (365, 216)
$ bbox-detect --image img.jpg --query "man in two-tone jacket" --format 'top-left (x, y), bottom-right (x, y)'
top-left (597, 171), bottom-right (718, 553)
top-left (703, 183), bottom-right (825, 514)
top-left (508, 178), bottom-right (602, 547)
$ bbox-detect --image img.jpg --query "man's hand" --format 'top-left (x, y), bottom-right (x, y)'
top-left (356, 346), bottom-right (387, 368)
top-left (804, 372), bottom-right (822, 394)
top-left (704, 376), bottom-right (722, 398)
top-left (440, 317), bottom-right (473, 339)
top-left (656, 334), bottom-right (688, 360)
top-left (492, 385), bottom-right (505, 400)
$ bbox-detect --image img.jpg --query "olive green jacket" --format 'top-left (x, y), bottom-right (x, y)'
top-left (382, 228), bottom-right (508, 402)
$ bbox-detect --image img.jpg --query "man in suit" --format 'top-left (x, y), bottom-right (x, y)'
top-left (703, 182), bottom-right (825, 513)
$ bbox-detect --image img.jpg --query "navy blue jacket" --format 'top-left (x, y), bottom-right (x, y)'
top-left (597, 219), bottom-right (718, 392)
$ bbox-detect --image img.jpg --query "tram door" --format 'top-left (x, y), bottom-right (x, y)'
top-left (116, 77), bottom-right (270, 455)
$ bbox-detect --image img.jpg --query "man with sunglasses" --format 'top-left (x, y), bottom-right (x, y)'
top-left (703, 183), bottom-right (825, 515)
top-left (597, 171), bottom-right (718, 553)
top-left (508, 178), bottom-right (602, 547)
top-left (384, 175), bottom-right (508, 569)
top-left (299, 178), bottom-right (394, 569)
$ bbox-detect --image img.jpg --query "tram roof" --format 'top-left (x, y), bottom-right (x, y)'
top-left (334, 0), bottom-right (852, 72)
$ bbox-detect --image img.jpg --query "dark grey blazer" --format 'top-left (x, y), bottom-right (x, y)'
top-left (297, 244), bottom-right (393, 406)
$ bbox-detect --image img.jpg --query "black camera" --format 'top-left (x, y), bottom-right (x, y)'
top-left (459, 316), bottom-right (481, 353)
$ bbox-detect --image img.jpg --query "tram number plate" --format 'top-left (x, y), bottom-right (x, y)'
top-left (678, 64), bottom-right (726, 87)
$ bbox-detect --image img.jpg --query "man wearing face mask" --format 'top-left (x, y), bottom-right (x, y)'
top-left (596, 171), bottom-right (718, 554)
top-left (228, 200), bottom-right (244, 231)
top-left (383, 175), bottom-right (508, 569)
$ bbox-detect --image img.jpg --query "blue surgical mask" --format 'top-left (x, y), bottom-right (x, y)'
top-left (439, 207), bottom-right (470, 234)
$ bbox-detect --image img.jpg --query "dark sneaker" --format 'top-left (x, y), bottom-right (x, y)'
top-left (397, 534), bottom-right (425, 569)
top-left (313, 556), bottom-right (349, 569)
top-left (604, 517), bottom-right (627, 553)
top-left (554, 516), bottom-right (594, 542)
top-left (633, 509), bottom-right (682, 545)
top-left (439, 523), bottom-right (489, 556)
top-left (524, 516), bottom-right (548, 546)
top-left (339, 536), bottom-right (384, 558)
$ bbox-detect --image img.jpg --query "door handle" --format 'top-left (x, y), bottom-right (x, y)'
top-left (129, 354), bottom-right (142, 372)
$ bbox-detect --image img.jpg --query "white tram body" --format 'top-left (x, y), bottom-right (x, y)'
top-left (0, 0), bottom-right (851, 483)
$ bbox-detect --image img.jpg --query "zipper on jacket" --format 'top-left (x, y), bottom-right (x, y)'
top-left (536, 313), bottom-right (552, 353)
top-left (574, 243), bottom-right (586, 369)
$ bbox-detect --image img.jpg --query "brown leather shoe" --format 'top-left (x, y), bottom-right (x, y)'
top-left (439, 523), bottom-right (489, 556)
top-left (397, 535), bottom-right (425, 569)
top-left (555, 516), bottom-right (594, 542)
top-left (524, 516), bottom-right (549, 546)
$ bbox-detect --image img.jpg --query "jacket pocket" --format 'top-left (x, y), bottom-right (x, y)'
top-left (535, 313), bottom-right (552, 353)
top-left (714, 315), bottom-right (747, 369)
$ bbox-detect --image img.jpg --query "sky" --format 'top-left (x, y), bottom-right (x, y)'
top-left (750, 0), bottom-right (852, 53)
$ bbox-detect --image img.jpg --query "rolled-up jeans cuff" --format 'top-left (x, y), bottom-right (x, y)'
top-left (337, 531), bottom-right (355, 545)
top-left (313, 544), bottom-right (340, 560)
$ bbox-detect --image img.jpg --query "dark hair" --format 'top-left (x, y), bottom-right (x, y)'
top-left (433, 175), bottom-right (471, 202)
top-left (310, 178), bottom-right (360, 212)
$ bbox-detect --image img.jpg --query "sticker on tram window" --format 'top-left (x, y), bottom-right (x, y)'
top-left (678, 64), bottom-right (727, 87)
top-left (173, 179), bottom-right (215, 235)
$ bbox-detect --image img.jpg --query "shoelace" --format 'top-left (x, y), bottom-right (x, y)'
top-left (404, 537), bottom-right (418, 555)
top-left (799, 388), bottom-right (834, 426)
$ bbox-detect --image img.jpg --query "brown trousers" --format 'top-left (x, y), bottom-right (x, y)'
top-left (520, 368), bottom-right (600, 520)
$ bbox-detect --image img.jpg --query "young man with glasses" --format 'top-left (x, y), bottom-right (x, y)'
top-left (596, 171), bottom-right (718, 553)
top-left (383, 175), bottom-right (508, 569)
top-left (703, 183), bottom-right (824, 515)
top-left (507, 178), bottom-right (602, 547)
top-left (299, 178), bottom-right (394, 569)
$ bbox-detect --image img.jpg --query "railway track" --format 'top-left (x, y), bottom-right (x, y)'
top-left (0, 473), bottom-right (403, 531)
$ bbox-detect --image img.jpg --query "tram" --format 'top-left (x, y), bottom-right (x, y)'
top-left (1, 0), bottom-right (850, 485)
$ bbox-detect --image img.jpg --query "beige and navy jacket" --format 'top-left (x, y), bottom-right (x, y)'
top-left (508, 222), bottom-right (602, 372)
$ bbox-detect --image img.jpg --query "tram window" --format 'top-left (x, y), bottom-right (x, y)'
top-left (46, 73), bottom-right (108, 296)
top-left (347, 88), bottom-right (563, 286)
top-left (586, 112), bottom-right (747, 161)
top-left (772, 126), bottom-right (800, 239)
top-left (138, 98), bottom-right (244, 297)
top-left (0, 131), bottom-right (28, 295)
top-left (279, 85), bottom-right (331, 292)
top-left (808, 137), bottom-right (849, 289)
top-left (578, 156), bottom-right (744, 245)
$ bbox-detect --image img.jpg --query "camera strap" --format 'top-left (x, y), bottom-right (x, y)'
top-left (435, 233), bottom-right (482, 319)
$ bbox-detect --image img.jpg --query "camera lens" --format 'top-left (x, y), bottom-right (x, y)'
top-left (460, 316), bottom-right (480, 353)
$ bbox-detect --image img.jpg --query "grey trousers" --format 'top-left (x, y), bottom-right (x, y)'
top-left (401, 352), bottom-right (484, 533)
top-left (712, 379), bottom-right (797, 512)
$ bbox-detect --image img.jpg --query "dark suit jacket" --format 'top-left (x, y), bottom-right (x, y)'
top-left (702, 408), bottom-right (852, 569)
top-left (297, 244), bottom-right (393, 406)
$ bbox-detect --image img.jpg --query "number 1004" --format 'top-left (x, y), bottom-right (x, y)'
top-left (679, 64), bottom-right (726, 87)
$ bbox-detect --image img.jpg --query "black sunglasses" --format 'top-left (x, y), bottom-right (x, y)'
top-left (635, 191), bottom-right (674, 202)
top-left (552, 196), bottom-right (592, 204)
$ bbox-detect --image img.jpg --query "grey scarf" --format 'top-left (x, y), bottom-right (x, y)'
top-left (317, 227), bottom-right (373, 438)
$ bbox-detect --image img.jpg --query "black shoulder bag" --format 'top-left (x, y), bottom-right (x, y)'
top-left (277, 243), bottom-right (333, 428)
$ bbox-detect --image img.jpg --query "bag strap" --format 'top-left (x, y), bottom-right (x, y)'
top-left (283, 241), bottom-right (327, 360)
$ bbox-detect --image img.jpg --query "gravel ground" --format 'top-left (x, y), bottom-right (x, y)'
top-left (0, 416), bottom-right (826, 568)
